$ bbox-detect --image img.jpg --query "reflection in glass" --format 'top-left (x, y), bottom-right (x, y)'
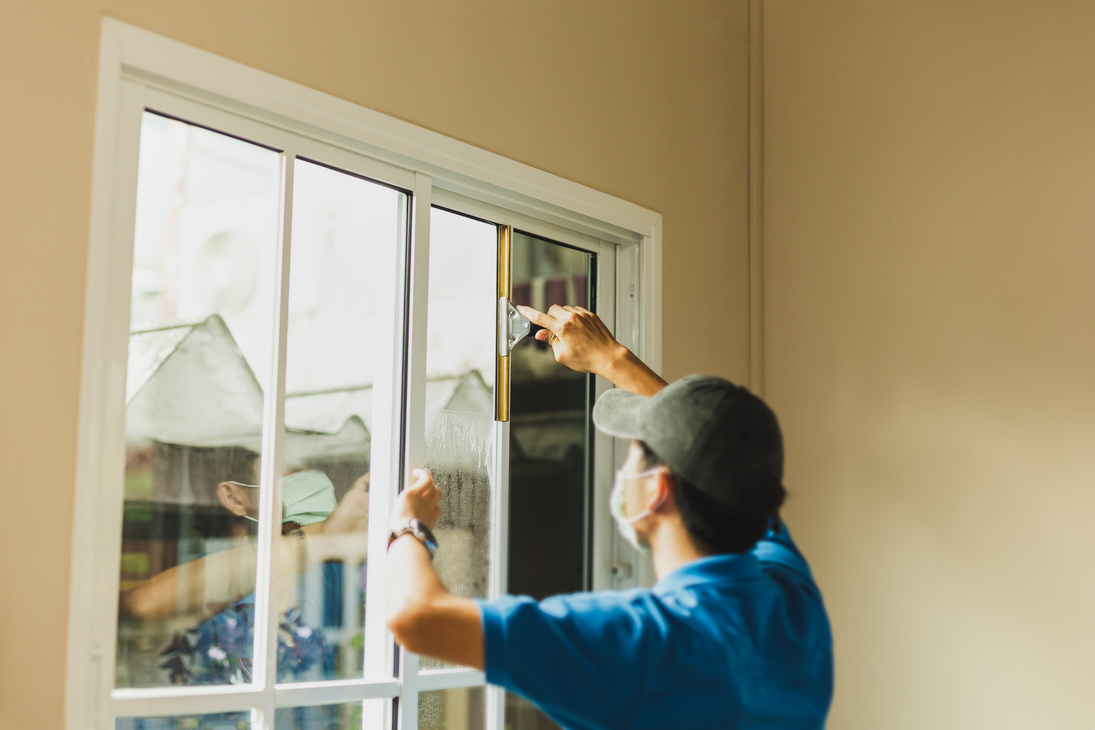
top-left (419, 687), bottom-right (487, 730)
top-left (117, 712), bottom-right (250, 730)
top-left (117, 113), bottom-right (279, 689)
top-left (420, 208), bottom-right (497, 670)
top-left (278, 159), bottom-right (406, 682)
top-left (508, 233), bottom-right (593, 596)
top-left (507, 231), bottom-right (593, 730)
top-left (424, 208), bottom-right (497, 386)
top-left (115, 115), bottom-right (406, 691)
top-left (115, 700), bottom-right (386, 730)
top-left (276, 700), bottom-right (388, 729)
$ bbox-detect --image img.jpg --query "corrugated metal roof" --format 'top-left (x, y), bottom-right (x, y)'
top-left (124, 317), bottom-right (496, 459)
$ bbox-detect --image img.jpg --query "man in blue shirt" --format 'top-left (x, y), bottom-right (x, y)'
top-left (385, 305), bottom-right (833, 729)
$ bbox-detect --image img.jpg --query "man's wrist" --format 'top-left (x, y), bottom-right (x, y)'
top-left (604, 347), bottom-right (667, 396)
top-left (388, 518), bottom-right (439, 559)
top-left (598, 344), bottom-right (635, 382)
top-left (388, 531), bottom-right (425, 552)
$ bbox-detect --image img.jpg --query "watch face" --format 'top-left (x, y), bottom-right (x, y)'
top-left (417, 523), bottom-right (438, 556)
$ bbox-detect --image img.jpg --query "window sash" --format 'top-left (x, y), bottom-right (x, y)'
top-left (105, 99), bottom-right (495, 726)
top-left (104, 96), bottom-right (416, 722)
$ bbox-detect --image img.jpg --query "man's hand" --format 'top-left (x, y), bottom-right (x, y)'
top-left (384, 468), bottom-right (484, 670)
top-left (517, 304), bottom-right (668, 397)
top-left (390, 468), bottom-right (442, 532)
top-left (517, 304), bottom-right (628, 376)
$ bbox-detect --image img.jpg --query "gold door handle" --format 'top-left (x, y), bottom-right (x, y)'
top-left (495, 226), bottom-right (513, 421)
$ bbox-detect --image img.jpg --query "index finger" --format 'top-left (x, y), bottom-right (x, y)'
top-left (516, 304), bottom-right (561, 333)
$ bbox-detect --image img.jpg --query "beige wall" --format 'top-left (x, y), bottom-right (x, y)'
top-left (764, 1), bottom-right (1095, 728)
top-left (0, 1), bottom-right (751, 728)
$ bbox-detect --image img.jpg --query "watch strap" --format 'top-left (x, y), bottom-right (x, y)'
top-left (387, 518), bottom-right (438, 559)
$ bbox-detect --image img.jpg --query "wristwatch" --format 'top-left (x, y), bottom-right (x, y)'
top-left (387, 518), bottom-right (439, 560)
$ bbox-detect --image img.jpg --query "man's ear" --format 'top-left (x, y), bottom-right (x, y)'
top-left (650, 469), bottom-right (674, 513)
top-left (217, 481), bottom-right (250, 517)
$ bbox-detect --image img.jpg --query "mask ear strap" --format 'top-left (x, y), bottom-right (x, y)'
top-left (626, 469), bottom-right (670, 524)
top-left (648, 469), bottom-right (671, 513)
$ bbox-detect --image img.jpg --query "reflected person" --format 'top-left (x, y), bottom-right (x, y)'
top-left (121, 457), bottom-right (370, 685)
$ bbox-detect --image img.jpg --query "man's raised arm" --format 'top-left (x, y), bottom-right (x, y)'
top-left (384, 469), bottom-right (484, 669)
top-left (516, 304), bottom-right (667, 396)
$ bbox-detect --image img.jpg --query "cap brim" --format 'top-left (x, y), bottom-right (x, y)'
top-left (592, 389), bottom-right (648, 440)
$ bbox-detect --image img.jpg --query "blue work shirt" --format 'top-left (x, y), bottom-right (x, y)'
top-left (476, 524), bottom-right (833, 729)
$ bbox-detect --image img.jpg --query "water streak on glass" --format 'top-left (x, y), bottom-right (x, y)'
top-left (419, 208), bottom-right (497, 670)
top-left (425, 410), bottom-right (492, 602)
top-left (419, 687), bottom-right (487, 730)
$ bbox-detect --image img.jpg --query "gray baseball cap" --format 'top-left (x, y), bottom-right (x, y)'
top-left (592, 374), bottom-right (784, 506)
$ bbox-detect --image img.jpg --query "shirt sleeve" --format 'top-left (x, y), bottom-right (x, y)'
top-left (476, 591), bottom-right (651, 730)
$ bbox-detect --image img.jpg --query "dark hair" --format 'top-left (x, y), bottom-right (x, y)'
top-left (638, 441), bottom-right (786, 554)
top-left (183, 444), bottom-right (260, 539)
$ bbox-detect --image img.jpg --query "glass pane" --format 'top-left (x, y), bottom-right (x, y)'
top-left (115, 701), bottom-right (386, 730)
top-left (418, 687), bottom-right (487, 730)
top-left (277, 160), bottom-right (406, 682)
top-left (117, 713), bottom-right (249, 729)
top-left (504, 692), bottom-right (562, 730)
top-left (420, 208), bottom-right (497, 670)
top-left (117, 112), bottom-right (279, 689)
top-left (276, 700), bottom-right (388, 729)
top-left (508, 233), bottom-right (592, 597)
top-left (507, 231), bottom-right (593, 730)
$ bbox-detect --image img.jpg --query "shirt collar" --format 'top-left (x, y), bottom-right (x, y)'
top-left (652, 553), bottom-right (763, 595)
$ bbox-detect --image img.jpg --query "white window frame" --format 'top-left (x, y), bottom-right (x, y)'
top-left (68, 18), bottom-right (662, 730)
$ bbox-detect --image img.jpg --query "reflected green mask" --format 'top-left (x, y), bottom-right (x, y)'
top-left (237, 470), bottom-right (338, 525)
top-left (281, 470), bottom-right (338, 525)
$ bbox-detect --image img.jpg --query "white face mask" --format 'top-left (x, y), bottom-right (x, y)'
top-left (610, 467), bottom-right (662, 554)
